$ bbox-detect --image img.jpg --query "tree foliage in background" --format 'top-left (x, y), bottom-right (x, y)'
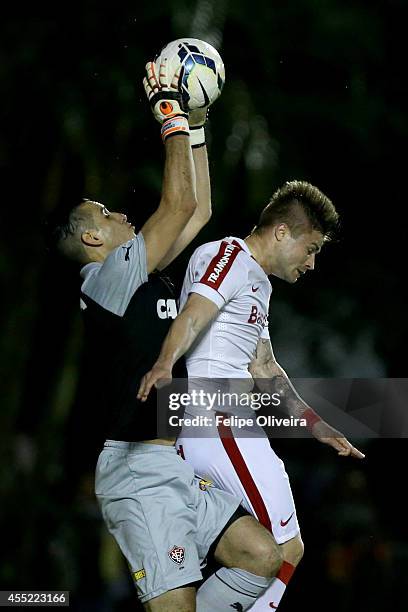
top-left (0, 2), bottom-right (406, 608)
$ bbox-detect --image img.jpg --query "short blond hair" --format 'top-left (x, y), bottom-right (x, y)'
top-left (256, 180), bottom-right (339, 240)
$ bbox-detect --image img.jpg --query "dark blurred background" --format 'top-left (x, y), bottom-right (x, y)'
top-left (1, 1), bottom-right (407, 610)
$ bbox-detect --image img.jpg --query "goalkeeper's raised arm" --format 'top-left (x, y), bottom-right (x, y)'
top-left (139, 58), bottom-right (198, 272)
top-left (144, 43), bottom-right (225, 269)
top-left (157, 107), bottom-right (213, 270)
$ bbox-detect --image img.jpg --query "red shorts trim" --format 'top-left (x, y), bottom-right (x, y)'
top-left (216, 412), bottom-right (272, 532)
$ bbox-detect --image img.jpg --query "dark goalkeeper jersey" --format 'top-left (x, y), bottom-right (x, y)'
top-left (79, 233), bottom-right (187, 442)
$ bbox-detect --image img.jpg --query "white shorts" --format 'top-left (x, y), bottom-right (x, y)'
top-left (177, 412), bottom-right (300, 544)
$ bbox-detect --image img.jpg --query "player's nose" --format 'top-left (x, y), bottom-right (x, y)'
top-left (305, 254), bottom-right (315, 270)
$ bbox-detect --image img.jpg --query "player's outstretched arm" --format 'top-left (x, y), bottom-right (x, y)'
top-left (140, 135), bottom-right (197, 273)
top-left (249, 338), bottom-right (365, 459)
top-left (140, 59), bottom-right (198, 273)
top-left (137, 293), bottom-right (219, 401)
top-left (157, 109), bottom-right (212, 270)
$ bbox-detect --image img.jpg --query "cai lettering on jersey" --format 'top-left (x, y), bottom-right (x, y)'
top-left (156, 298), bottom-right (178, 320)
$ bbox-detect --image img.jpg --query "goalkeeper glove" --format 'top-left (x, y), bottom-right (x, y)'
top-left (188, 107), bottom-right (209, 148)
top-left (143, 59), bottom-right (189, 142)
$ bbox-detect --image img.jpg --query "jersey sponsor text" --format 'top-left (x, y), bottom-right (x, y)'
top-left (247, 305), bottom-right (268, 327)
top-left (200, 241), bottom-right (242, 289)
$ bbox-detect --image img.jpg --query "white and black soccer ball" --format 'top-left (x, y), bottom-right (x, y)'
top-left (155, 38), bottom-right (225, 110)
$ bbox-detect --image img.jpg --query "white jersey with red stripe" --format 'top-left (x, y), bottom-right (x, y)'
top-left (179, 236), bottom-right (271, 378)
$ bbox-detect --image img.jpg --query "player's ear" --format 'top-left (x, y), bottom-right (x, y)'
top-left (81, 230), bottom-right (103, 247)
top-left (274, 223), bottom-right (288, 242)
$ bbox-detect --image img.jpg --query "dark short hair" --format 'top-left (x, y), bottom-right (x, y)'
top-left (255, 180), bottom-right (339, 240)
top-left (44, 200), bottom-right (96, 264)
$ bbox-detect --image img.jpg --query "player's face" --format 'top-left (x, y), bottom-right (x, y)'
top-left (273, 228), bottom-right (325, 283)
top-left (85, 201), bottom-right (136, 248)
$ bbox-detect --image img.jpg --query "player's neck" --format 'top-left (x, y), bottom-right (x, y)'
top-left (244, 233), bottom-right (268, 273)
top-left (85, 247), bottom-right (110, 264)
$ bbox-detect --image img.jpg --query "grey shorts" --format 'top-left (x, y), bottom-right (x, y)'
top-left (95, 440), bottom-right (241, 603)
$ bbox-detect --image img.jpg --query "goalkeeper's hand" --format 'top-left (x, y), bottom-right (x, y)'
top-left (188, 107), bottom-right (209, 148)
top-left (188, 107), bottom-right (209, 129)
top-left (143, 59), bottom-right (187, 123)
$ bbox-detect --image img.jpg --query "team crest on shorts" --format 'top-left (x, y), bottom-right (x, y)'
top-left (168, 545), bottom-right (185, 565)
top-left (199, 478), bottom-right (213, 491)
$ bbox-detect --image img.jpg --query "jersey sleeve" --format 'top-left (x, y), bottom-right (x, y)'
top-left (81, 233), bottom-right (148, 316)
top-left (189, 241), bottom-right (248, 309)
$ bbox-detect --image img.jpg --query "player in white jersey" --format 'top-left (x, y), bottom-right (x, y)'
top-left (138, 180), bottom-right (365, 610)
top-left (179, 237), bottom-right (271, 378)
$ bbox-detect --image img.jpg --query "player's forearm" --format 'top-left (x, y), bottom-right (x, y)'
top-left (255, 361), bottom-right (320, 423)
top-left (160, 136), bottom-right (197, 213)
top-left (155, 310), bottom-right (202, 370)
top-left (154, 146), bottom-right (211, 270)
top-left (250, 339), bottom-right (320, 422)
top-left (192, 145), bottom-right (212, 223)
top-left (268, 365), bottom-right (311, 419)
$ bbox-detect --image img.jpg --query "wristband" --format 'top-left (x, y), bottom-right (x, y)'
top-left (189, 126), bottom-right (206, 148)
top-left (161, 116), bottom-right (189, 142)
top-left (303, 408), bottom-right (322, 431)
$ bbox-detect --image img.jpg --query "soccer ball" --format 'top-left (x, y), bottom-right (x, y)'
top-left (155, 38), bottom-right (225, 110)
